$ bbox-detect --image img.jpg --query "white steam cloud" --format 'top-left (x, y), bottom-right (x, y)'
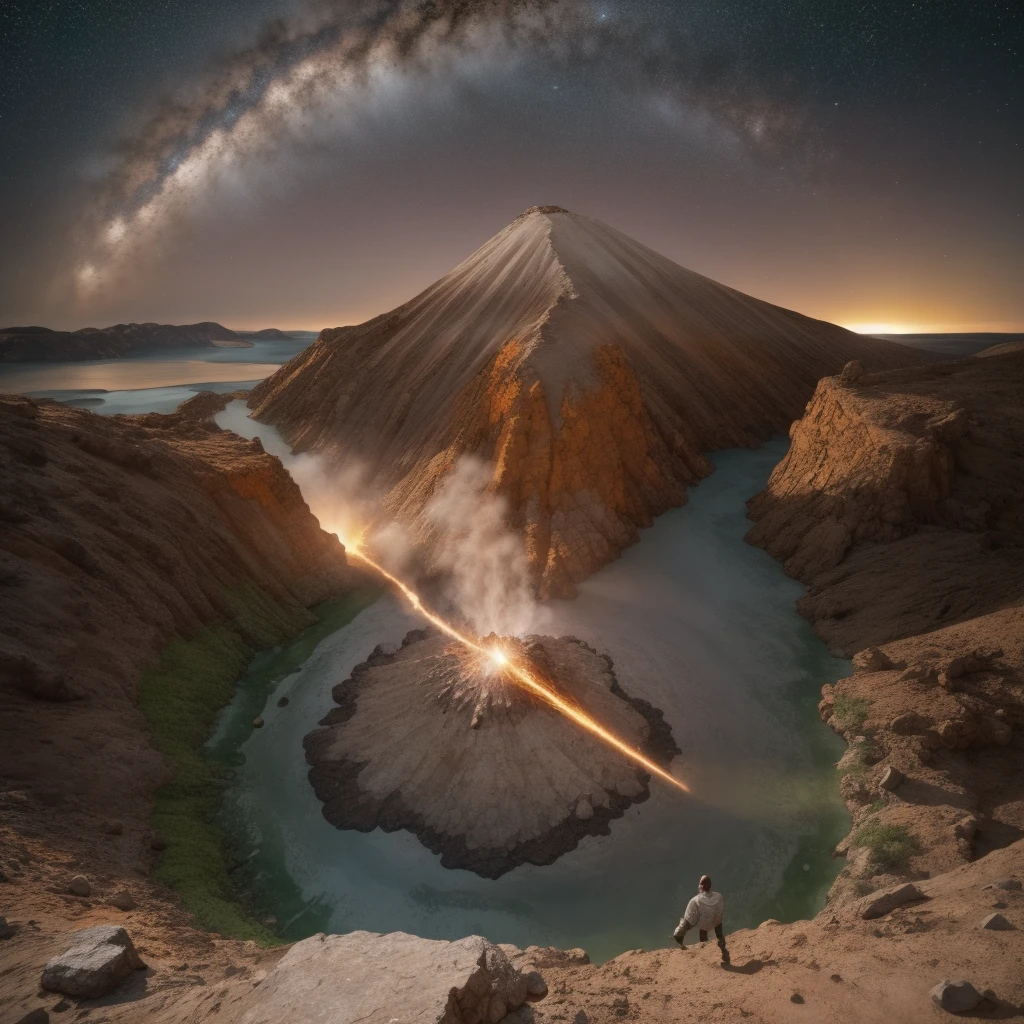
top-left (425, 455), bottom-right (547, 637)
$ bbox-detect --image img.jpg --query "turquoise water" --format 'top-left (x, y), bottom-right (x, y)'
top-left (209, 405), bottom-right (850, 964)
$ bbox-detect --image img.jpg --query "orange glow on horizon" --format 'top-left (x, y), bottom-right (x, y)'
top-left (338, 532), bottom-right (689, 795)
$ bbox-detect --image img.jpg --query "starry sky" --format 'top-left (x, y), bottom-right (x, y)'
top-left (1, 0), bottom-right (1021, 333)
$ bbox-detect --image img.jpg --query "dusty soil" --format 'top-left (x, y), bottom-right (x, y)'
top-left (248, 206), bottom-right (932, 598)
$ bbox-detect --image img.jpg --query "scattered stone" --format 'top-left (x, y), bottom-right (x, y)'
top-left (105, 820), bottom-right (123, 836)
top-left (860, 883), bottom-right (927, 920)
top-left (930, 980), bottom-right (982, 1014)
top-left (150, 833), bottom-right (167, 852)
top-left (232, 932), bottom-right (532, 1023)
top-left (525, 970), bottom-right (548, 999)
top-left (980, 913), bottom-right (1015, 931)
top-left (276, 697), bottom-right (289, 707)
top-left (878, 766), bottom-right (904, 791)
top-left (790, 993), bottom-right (805, 1004)
top-left (852, 647), bottom-right (894, 672)
top-left (0, 915), bottom-right (14, 939)
top-left (253, 716), bottom-right (265, 729)
top-left (67, 876), bottom-right (91, 897)
top-left (573, 1012), bottom-right (590, 1024)
top-left (840, 360), bottom-right (863, 384)
top-left (982, 878), bottom-right (1021, 892)
top-left (15, 1010), bottom-right (49, 1024)
top-left (109, 891), bottom-right (136, 911)
top-left (954, 817), bottom-right (978, 841)
top-left (41, 925), bottom-right (146, 999)
top-left (830, 974), bottom-right (842, 983)
top-left (979, 716), bottom-right (1012, 745)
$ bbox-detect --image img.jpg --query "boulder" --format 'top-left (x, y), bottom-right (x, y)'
top-left (878, 766), bottom-right (904, 791)
top-left (525, 970), bottom-right (548, 999)
top-left (930, 980), bottom-right (982, 1014)
top-left (41, 925), bottom-right (146, 998)
top-left (109, 891), bottom-right (137, 912)
top-left (979, 913), bottom-right (1015, 931)
top-left (860, 883), bottom-right (927, 920)
top-left (233, 931), bottom-right (532, 1024)
top-left (67, 875), bottom-right (91, 897)
top-left (840, 360), bottom-right (864, 384)
top-left (852, 647), bottom-right (894, 672)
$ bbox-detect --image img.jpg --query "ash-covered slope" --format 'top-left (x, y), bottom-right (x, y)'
top-left (250, 205), bottom-right (931, 596)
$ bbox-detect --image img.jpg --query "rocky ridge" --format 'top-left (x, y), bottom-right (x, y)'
top-left (249, 206), bottom-right (932, 597)
top-left (747, 348), bottom-right (1024, 892)
top-left (0, 391), bottom-right (357, 888)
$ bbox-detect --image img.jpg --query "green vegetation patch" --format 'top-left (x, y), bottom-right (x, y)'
top-left (139, 583), bottom-right (378, 944)
top-left (852, 821), bottom-right (921, 871)
top-left (831, 693), bottom-right (871, 733)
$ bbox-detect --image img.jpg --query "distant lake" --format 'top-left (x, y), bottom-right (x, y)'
top-left (0, 337), bottom-right (314, 415)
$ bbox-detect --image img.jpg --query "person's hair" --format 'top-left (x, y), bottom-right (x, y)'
top-left (699, 875), bottom-right (712, 891)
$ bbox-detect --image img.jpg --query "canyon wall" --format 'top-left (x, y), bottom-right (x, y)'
top-left (747, 349), bottom-right (1024, 889)
top-left (0, 392), bottom-right (356, 871)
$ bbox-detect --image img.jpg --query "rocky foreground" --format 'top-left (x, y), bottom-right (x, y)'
top-left (304, 630), bottom-right (678, 877)
top-left (249, 206), bottom-right (930, 597)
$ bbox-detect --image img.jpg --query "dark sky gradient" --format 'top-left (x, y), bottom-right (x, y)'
top-left (1, 0), bottom-right (1021, 332)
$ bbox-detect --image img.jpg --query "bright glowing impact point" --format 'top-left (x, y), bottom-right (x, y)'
top-left (337, 532), bottom-right (689, 794)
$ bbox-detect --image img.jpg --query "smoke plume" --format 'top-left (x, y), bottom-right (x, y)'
top-left (426, 456), bottom-right (547, 638)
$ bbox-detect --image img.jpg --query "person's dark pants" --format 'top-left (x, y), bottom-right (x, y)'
top-left (674, 922), bottom-right (730, 962)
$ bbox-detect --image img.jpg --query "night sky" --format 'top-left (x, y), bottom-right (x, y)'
top-left (1, 0), bottom-right (1021, 332)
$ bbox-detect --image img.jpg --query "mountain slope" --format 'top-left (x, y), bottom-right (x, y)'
top-left (250, 206), bottom-right (933, 596)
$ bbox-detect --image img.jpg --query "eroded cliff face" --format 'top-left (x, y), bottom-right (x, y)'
top-left (249, 207), bottom-right (932, 596)
top-left (747, 350), bottom-right (1024, 894)
top-left (0, 393), bottom-right (354, 863)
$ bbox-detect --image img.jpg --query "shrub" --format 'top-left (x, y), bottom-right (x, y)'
top-left (853, 821), bottom-right (920, 871)
top-left (832, 693), bottom-right (871, 732)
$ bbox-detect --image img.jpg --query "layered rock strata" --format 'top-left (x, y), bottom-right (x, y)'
top-left (747, 349), bottom-right (1024, 891)
top-left (304, 629), bottom-right (680, 877)
top-left (0, 393), bottom-right (356, 866)
top-left (249, 206), bottom-right (932, 597)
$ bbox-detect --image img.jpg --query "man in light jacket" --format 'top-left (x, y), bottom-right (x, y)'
top-left (672, 874), bottom-right (730, 963)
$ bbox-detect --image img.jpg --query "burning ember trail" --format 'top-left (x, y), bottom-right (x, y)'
top-left (342, 538), bottom-right (690, 795)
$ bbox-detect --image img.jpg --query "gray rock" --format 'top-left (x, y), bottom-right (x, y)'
top-left (109, 891), bottom-right (137, 912)
top-left (860, 883), bottom-right (926, 920)
top-left (930, 979), bottom-right (982, 1014)
top-left (878, 766), bottom-right (904, 791)
top-left (233, 931), bottom-right (532, 1024)
top-left (982, 878), bottom-right (1022, 892)
top-left (41, 925), bottom-right (146, 999)
top-left (980, 913), bottom-right (1016, 931)
top-left (67, 875), bottom-right (91, 897)
top-left (575, 797), bottom-right (594, 821)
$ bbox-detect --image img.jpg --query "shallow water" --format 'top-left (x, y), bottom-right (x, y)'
top-left (210, 402), bottom-right (849, 963)
top-left (0, 338), bottom-right (313, 413)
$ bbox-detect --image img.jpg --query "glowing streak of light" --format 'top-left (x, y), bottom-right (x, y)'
top-left (342, 541), bottom-right (689, 794)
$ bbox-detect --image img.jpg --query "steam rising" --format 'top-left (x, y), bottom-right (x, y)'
top-left (425, 456), bottom-right (548, 637)
top-left (74, 0), bottom-right (805, 299)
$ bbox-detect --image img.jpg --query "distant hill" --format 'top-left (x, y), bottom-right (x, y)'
top-left (0, 321), bottom-right (240, 363)
top-left (231, 328), bottom-right (295, 340)
top-left (877, 332), bottom-right (1024, 358)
